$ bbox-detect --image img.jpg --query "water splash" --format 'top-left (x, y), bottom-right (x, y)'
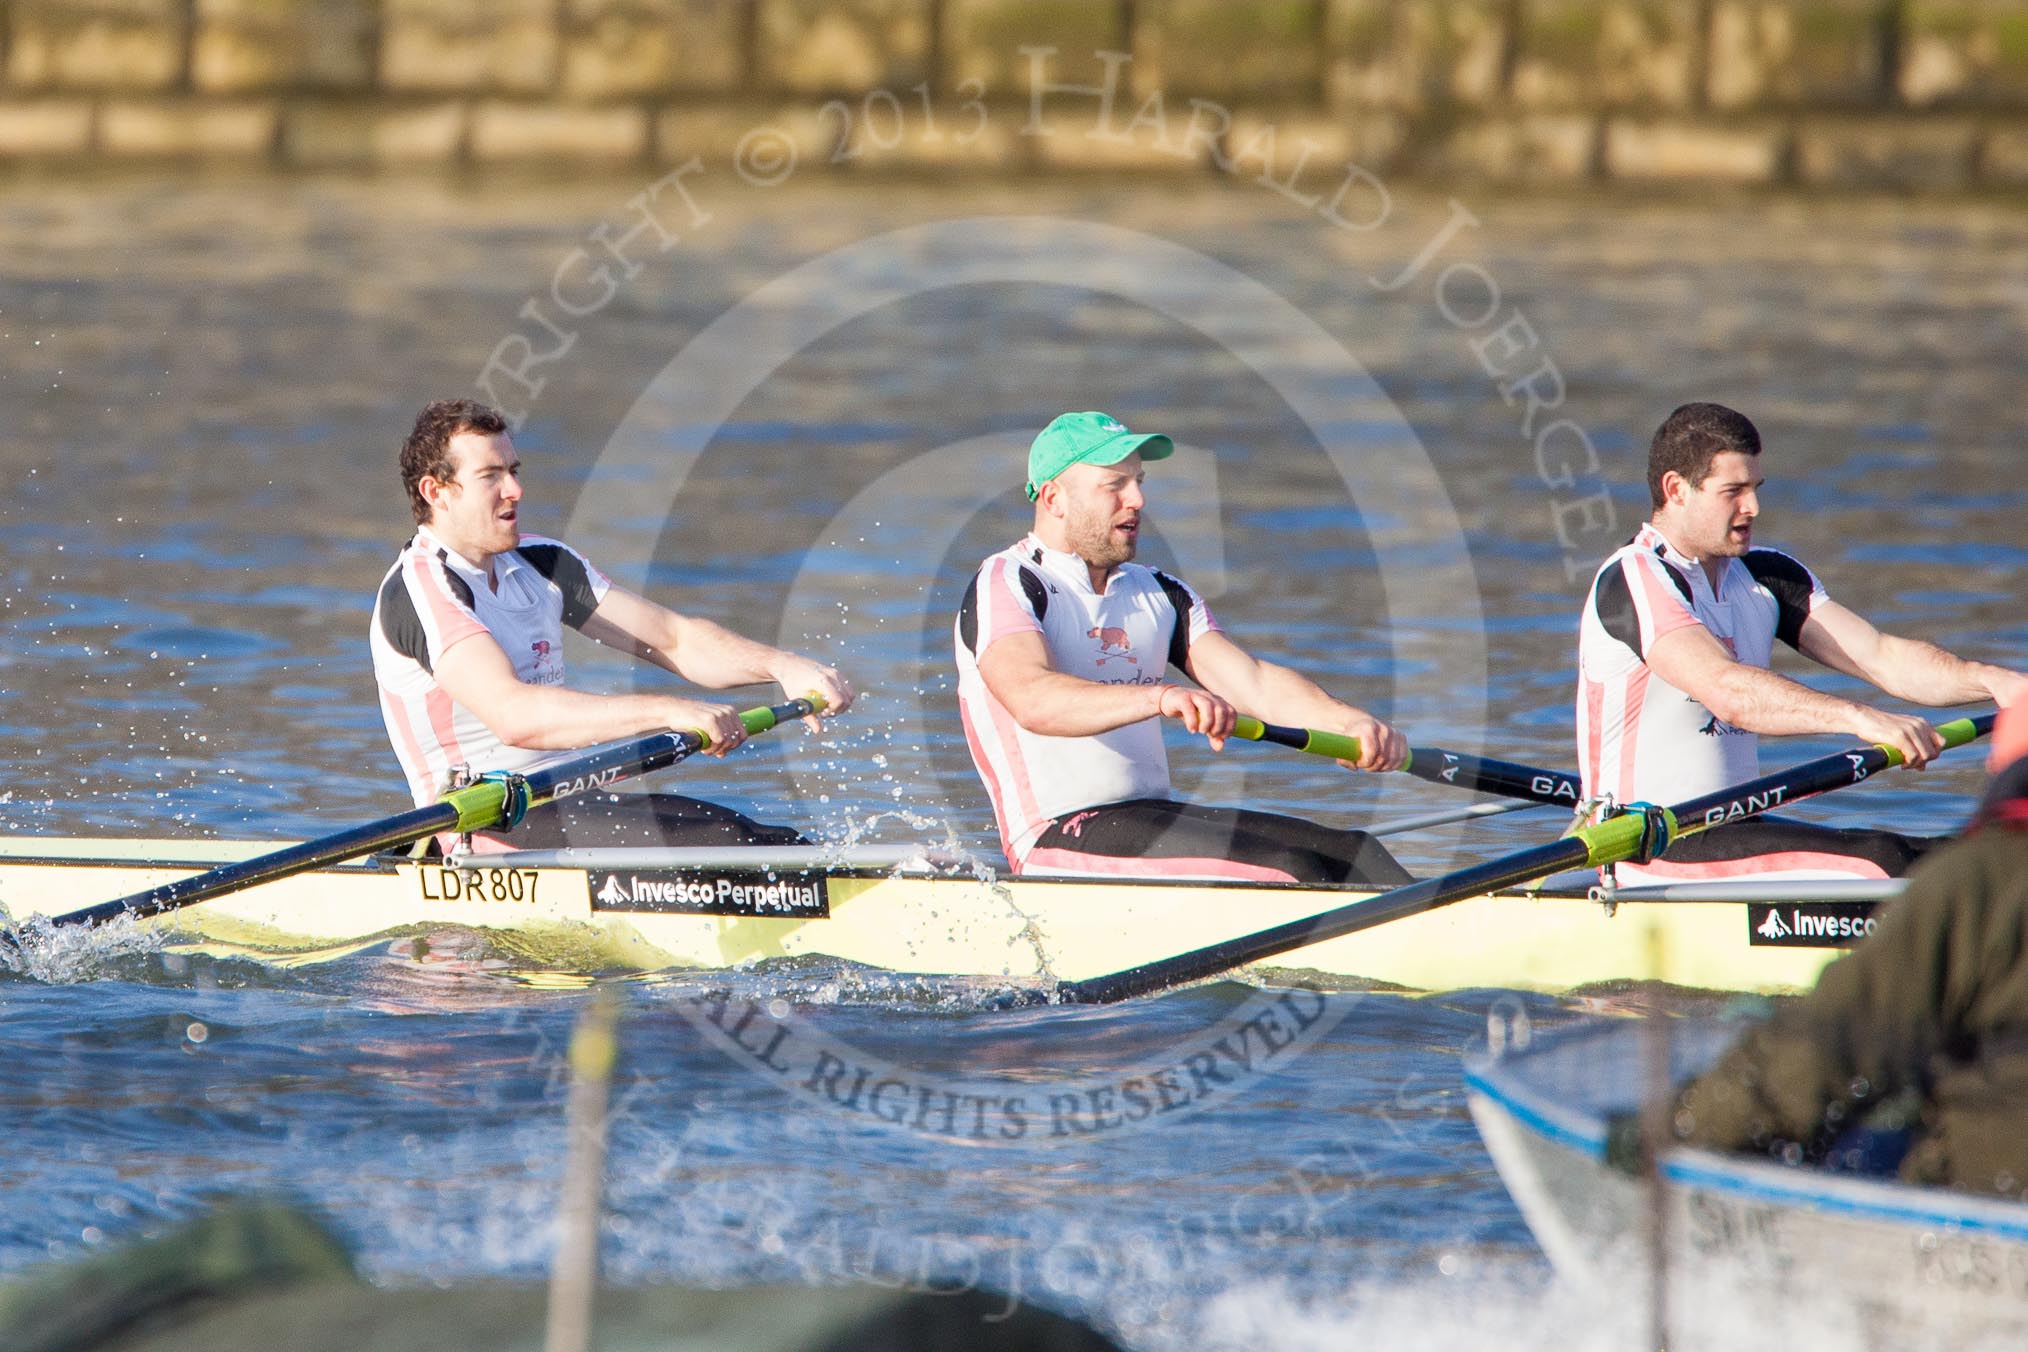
top-left (0, 909), bottom-right (165, 984)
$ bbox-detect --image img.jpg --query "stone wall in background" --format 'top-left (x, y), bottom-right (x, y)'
top-left (2, 0), bottom-right (2027, 187)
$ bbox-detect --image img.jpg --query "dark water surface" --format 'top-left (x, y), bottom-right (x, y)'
top-left (1, 175), bottom-right (2023, 1347)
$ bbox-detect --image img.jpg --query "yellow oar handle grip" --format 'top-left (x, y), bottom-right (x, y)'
top-left (694, 692), bottom-right (829, 749)
top-left (1301, 729), bottom-right (1362, 761)
top-left (1230, 715), bottom-right (1363, 763)
top-left (1869, 714), bottom-right (1981, 770)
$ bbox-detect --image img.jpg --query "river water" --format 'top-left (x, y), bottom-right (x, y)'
top-left (0, 172), bottom-right (2023, 1348)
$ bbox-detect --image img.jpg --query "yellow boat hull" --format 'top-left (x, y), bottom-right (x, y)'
top-left (0, 837), bottom-right (1850, 993)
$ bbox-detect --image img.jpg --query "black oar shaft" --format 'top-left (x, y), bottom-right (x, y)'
top-left (1666, 710), bottom-right (1992, 829)
top-left (49, 698), bottom-right (819, 931)
top-left (1059, 837), bottom-right (1592, 1004)
top-left (1231, 716), bottom-right (1580, 806)
top-left (54, 805), bottom-right (462, 929)
top-left (1402, 748), bottom-right (1579, 806)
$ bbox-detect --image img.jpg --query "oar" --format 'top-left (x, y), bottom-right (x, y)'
top-left (1230, 716), bottom-right (1579, 806)
top-left (1058, 711), bottom-right (1995, 1005)
top-left (36, 697), bottom-right (823, 933)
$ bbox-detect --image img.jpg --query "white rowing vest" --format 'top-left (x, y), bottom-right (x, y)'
top-left (370, 528), bottom-right (610, 806)
top-left (1576, 522), bottom-right (1826, 808)
top-left (955, 535), bottom-right (1218, 867)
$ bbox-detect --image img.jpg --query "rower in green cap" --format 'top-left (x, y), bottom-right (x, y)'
top-left (953, 411), bottom-right (1413, 884)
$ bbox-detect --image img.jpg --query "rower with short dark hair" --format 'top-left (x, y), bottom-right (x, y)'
top-left (1576, 401), bottom-right (2025, 882)
top-left (372, 398), bottom-right (853, 853)
top-left (954, 411), bottom-right (1412, 885)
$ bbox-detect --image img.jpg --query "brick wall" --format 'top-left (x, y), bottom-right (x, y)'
top-left (1, 0), bottom-right (2025, 186)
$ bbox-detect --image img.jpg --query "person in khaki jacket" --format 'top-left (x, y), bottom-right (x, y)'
top-left (1619, 703), bottom-right (2028, 1197)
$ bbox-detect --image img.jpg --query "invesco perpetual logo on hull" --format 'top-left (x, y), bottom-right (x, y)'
top-left (548, 216), bottom-right (1486, 1140)
top-left (1748, 902), bottom-right (1879, 947)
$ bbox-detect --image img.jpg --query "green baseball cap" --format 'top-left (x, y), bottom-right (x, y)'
top-left (1025, 411), bottom-right (1174, 502)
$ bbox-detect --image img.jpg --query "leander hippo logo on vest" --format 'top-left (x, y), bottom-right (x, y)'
top-left (529, 638), bottom-right (563, 685)
top-left (1088, 626), bottom-right (1138, 667)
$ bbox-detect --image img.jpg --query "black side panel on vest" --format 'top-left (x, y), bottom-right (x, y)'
top-left (957, 575), bottom-right (980, 656)
top-left (1018, 566), bottom-right (1048, 621)
top-left (1743, 549), bottom-right (1816, 649)
top-left (1592, 563), bottom-right (1645, 659)
top-left (1657, 555), bottom-right (1694, 604)
top-left (377, 571), bottom-right (434, 674)
top-left (1150, 570), bottom-right (1195, 673)
top-left (516, 543), bottom-right (601, 629)
top-left (435, 550), bottom-right (476, 611)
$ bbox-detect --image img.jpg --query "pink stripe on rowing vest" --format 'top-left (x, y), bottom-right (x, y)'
top-left (982, 685), bottom-right (1043, 843)
top-left (1582, 677), bottom-right (1605, 793)
top-left (1623, 850), bottom-right (1892, 882)
top-left (423, 684), bottom-right (464, 769)
top-left (407, 549), bottom-right (487, 654)
top-left (1628, 553), bottom-right (1699, 646)
top-left (1617, 664), bottom-right (1649, 801)
top-left (1018, 846), bottom-right (1299, 884)
top-left (958, 700), bottom-right (1017, 866)
top-left (380, 688), bottom-right (434, 805)
top-left (983, 557), bottom-right (1043, 647)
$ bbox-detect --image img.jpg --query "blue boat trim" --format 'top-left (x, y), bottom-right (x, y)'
top-left (1465, 1063), bottom-right (1607, 1158)
top-left (1662, 1153), bottom-right (2028, 1242)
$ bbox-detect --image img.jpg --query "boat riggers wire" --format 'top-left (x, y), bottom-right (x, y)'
top-left (1047, 710), bottom-right (1997, 1006)
top-left (1228, 716), bottom-right (1580, 806)
top-left (26, 695), bottom-right (826, 935)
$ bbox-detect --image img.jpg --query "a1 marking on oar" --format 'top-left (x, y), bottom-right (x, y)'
top-left (1058, 710), bottom-right (1995, 1005)
top-left (1229, 716), bottom-right (1580, 807)
top-left (30, 696), bottom-right (825, 935)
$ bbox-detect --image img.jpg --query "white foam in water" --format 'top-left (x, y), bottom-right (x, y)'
top-left (1192, 1276), bottom-right (1638, 1352)
top-left (1188, 1256), bottom-right (2027, 1351)
top-left (1, 910), bottom-right (164, 984)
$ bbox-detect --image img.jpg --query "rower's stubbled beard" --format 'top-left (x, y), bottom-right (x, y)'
top-left (1066, 501), bottom-right (1137, 572)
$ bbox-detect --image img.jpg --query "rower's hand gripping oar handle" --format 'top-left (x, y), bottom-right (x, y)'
top-left (1874, 708), bottom-right (1985, 769)
top-left (1578, 709), bottom-right (1994, 872)
top-left (706, 691), bottom-right (829, 748)
top-left (1231, 715), bottom-right (1358, 761)
top-left (444, 694), bottom-right (829, 835)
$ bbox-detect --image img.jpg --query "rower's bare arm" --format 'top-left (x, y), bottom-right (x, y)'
top-left (1645, 625), bottom-right (1942, 767)
top-left (579, 586), bottom-right (851, 729)
top-left (1799, 600), bottom-right (2028, 708)
top-left (1182, 631), bottom-right (1406, 771)
top-left (978, 631), bottom-right (1227, 741)
top-left (431, 629), bottom-right (748, 755)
